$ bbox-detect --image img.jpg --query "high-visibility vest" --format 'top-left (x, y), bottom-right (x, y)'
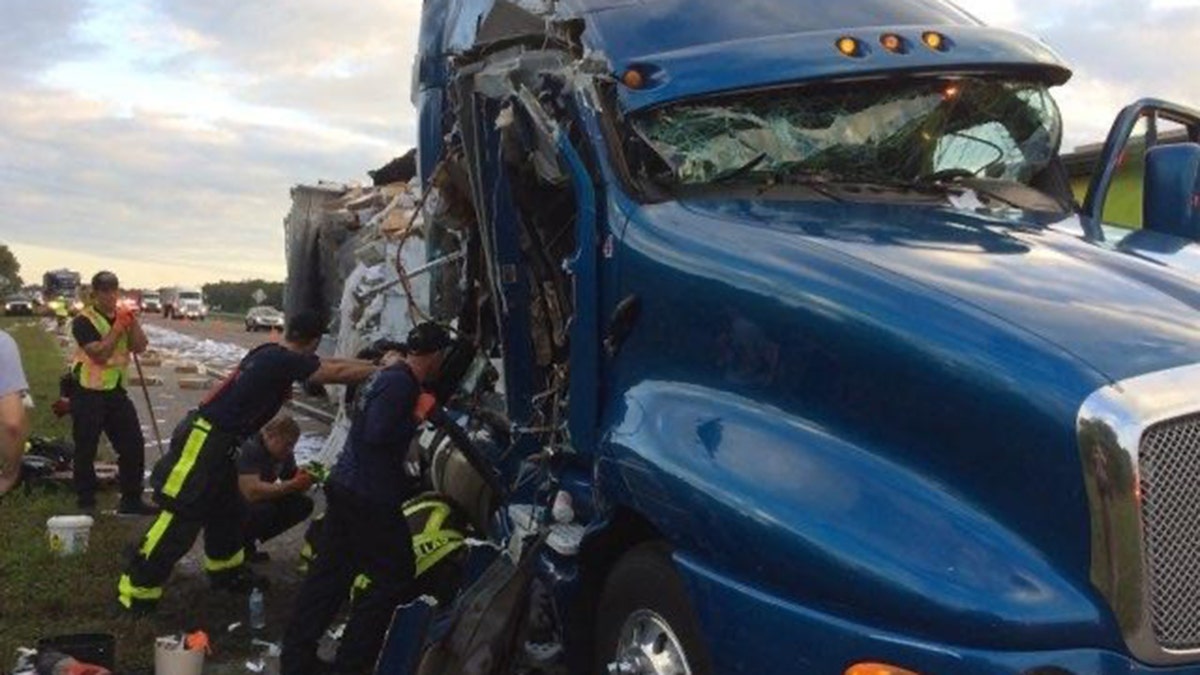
top-left (73, 307), bottom-right (129, 391)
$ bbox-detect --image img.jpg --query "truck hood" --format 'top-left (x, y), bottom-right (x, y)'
top-left (675, 198), bottom-right (1200, 384)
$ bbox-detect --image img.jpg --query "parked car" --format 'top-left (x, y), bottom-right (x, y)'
top-left (3, 295), bottom-right (34, 316)
top-left (244, 306), bottom-right (284, 332)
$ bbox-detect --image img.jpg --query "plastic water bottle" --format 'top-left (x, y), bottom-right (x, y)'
top-left (249, 587), bottom-right (266, 630)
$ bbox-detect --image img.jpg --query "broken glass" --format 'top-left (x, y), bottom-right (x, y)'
top-left (631, 78), bottom-right (1062, 188)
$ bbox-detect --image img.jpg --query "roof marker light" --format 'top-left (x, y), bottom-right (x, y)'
top-left (922, 31), bottom-right (948, 51)
top-left (621, 68), bottom-right (646, 89)
top-left (880, 34), bottom-right (905, 53)
top-left (836, 37), bottom-right (865, 58)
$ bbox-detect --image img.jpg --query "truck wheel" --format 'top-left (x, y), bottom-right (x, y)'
top-left (595, 543), bottom-right (712, 675)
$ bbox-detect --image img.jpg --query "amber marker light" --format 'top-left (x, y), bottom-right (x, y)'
top-left (880, 34), bottom-right (905, 53)
top-left (836, 36), bottom-right (864, 58)
top-left (845, 663), bottom-right (923, 675)
top-left (621, 68), bottom-right (646, 89)
top-left (922, 31), bottom-right (948, 51)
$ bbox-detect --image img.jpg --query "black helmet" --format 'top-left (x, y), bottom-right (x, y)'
top-left (406, 322), bottom-right (451, 355)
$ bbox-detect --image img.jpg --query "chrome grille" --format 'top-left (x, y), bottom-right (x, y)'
top-left (1140, 415), bottom-right (1200, 650)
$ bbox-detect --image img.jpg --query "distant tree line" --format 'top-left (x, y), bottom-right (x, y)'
top-left (0, 244), bottom-right (23, 294)
top-left (202, 280), bottom-right (284, 314)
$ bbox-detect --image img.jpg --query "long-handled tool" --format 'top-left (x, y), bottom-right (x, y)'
top-left (132, 352), bottom-right (166, 459)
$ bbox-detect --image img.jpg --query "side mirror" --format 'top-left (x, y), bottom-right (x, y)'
top-left (1144, 143), bottom-right (1200, 240)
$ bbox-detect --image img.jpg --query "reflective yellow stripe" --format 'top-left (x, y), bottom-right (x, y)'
top-left (139, 511), bottom-right (175, 558)
top-left (348, 573), bottom-right (371, 602)
top-left (118, 574), bottom-right (162, 607)
top-left (204, 548), bottom-right (245, 572)
top-left (162, 418), bottom-right (212, 498)
top-left (412, 531), bottom-right (465, 577)
top-left (404, 498), bottom-right (465, 577)
top-left (402, 498), bottom-right (442, 519)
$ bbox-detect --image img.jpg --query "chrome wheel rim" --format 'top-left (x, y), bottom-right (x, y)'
top-left (608, 609), bottom-right (693, 675)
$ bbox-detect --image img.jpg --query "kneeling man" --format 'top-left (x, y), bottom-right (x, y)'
top-left (238, 415), bottom-right (315, 562)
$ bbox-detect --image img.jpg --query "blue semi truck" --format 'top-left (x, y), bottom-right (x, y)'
top-left (374, 1), bottom-right (1200, 673)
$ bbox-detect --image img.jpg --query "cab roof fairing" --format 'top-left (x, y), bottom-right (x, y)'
top-left (540, 0), bottom-right (1071, 112)
top-left (605, 25), bottom-right (1072, 113)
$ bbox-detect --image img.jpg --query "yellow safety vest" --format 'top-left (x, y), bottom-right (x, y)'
top-left (73, 307), bottom-right (130, 391)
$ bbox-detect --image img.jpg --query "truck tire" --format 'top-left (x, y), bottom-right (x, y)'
top-left (595, 542), bottom-right (713, 675)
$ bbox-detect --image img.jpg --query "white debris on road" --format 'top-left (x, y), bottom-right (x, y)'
top-left (293, 433), bottom-right (329, 467)
top-left (143, 323), bottom-right (247, 371)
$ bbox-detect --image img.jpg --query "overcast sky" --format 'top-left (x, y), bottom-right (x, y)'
top-left (1, 0), bottom-right (1196, 289)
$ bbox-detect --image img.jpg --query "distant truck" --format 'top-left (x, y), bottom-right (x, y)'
top-left (159, 286), bottom-right (207, 320)
top-left (141, 290), bottom-right (162, 314)
top-left (42, 269), bottom-right (82, 314)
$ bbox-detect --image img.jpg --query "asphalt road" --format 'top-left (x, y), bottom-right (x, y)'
top-left (141, 313), bottom-right (276, 351)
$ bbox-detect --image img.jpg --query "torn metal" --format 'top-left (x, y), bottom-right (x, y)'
top-left (284, 1), bottom-right (611, 672)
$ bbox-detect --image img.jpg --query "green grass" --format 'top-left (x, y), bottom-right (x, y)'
top-left (0, 318), bottom-right (295, 672)
top-left (1, 317), bottom-right (71, 440)
top-left (0, 490), bottom-right (156, 671)
top-left (0, 318), bottom-right (155, 670)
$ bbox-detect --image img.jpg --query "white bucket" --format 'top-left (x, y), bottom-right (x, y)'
top-left (154, 638), bottom-right (205, 675)
top-left (46, 515), bottom-right (93, 556)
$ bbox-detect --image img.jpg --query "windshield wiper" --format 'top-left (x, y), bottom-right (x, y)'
top-left (709, 153), bottom-right (768, 184)
top-left (757, 167), bottom-right (845, 203)
top-left (912, 174), bottom-right (1025, 210)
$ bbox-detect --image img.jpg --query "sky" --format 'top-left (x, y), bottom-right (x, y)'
top-left (1, 0), bottom-right (1197, 289)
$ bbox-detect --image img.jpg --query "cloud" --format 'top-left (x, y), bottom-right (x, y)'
top-left (0, 0), bottom-right (93, 79)
top-left (954, 0), bottom-right (1200, 149)
top-left (0, 0), bottom-right (416, 288)
top-left (0, 86), bottom-right (403, 288)
top-left (154, 0), bottom-right (423, 144)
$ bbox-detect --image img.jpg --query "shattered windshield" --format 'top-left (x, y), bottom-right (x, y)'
top-left (631, 78), bottom-right (1062, 190)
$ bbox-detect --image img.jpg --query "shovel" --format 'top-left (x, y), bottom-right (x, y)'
top-left (133, 352), bottom-right (166, 459)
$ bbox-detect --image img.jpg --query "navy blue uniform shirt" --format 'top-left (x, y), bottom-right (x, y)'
top-left (237, 433), bottom-right (298, 483)
top-left (330, 362), bottom-right (420, 509)
top-left (199, 343), bottom-right (320, 437)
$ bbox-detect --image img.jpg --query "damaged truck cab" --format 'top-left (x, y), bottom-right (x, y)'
top-left (406, 0), bottom-right (1200, 673)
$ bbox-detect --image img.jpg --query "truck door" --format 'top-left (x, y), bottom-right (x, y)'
top-left (1083, 99), bottom-right (1200, 240)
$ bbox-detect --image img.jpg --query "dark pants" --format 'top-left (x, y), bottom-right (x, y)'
top-left (244, 494), bottom-right (314, 549)
top-left (282, 483), bottom-right (415, 675)
top-left (71, 387), bottom-right (145, 504)
top-left (118, 419), bottom-right (245, 611)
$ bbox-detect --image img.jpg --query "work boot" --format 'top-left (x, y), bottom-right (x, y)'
top-left (117, 498), bottom-right (160, 516)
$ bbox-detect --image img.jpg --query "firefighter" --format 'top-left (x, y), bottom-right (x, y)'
top-left (237, 414), bottom-right (315, 563)
top-left (71, 271), bottom-right (156, 513)
top-left (281, 322), bottom-right (451, 675)
top-left (117, 309), bottom-right (378, 614)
